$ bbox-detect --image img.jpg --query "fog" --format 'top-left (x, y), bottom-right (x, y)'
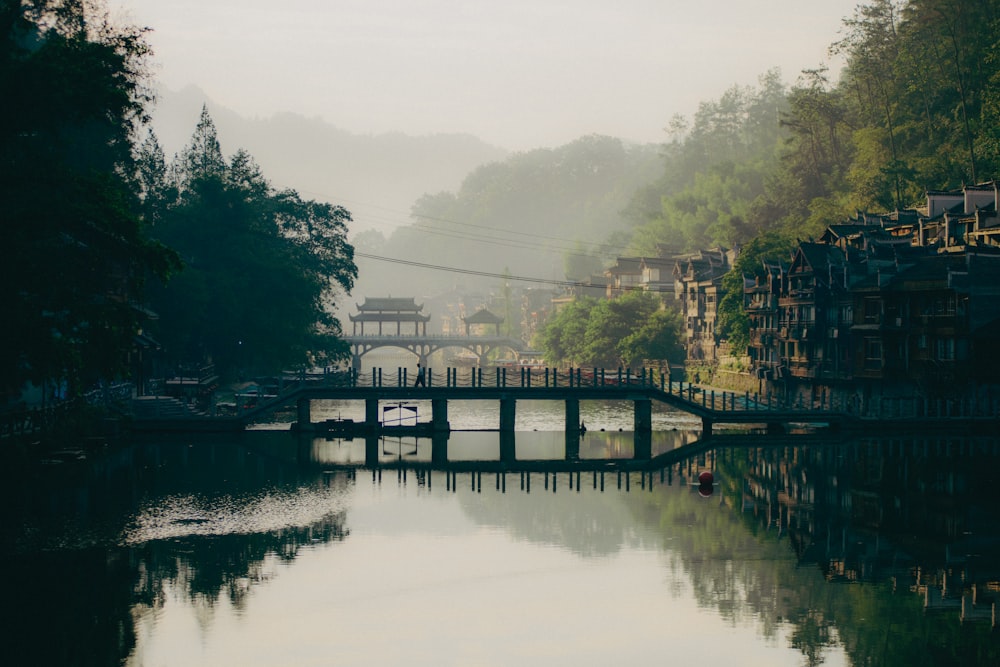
top-left (115, 0), bottom-right (856, 151)
top-left (113, 0), bottom-right (861, 327)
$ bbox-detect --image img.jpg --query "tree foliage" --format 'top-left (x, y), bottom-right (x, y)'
top-left (0, 0), bottom-right (180, 397)
top-left (145, 108), bottom-right (356, 379)
top-left (538, 291), bottom-right (683, 368)
top-left (716, 233), bottom-right (797, 354)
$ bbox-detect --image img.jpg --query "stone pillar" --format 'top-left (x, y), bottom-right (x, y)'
top-left (365, 434), bottom-right (379, 467)
top-left (634, 431), bottom-right (652, 460)
top-left (500, 431), bottom-right (516, 463)
top-left (365, 398), bottom-right (379, 432)
top-left (432, 398), bottom-right (449, 432)
top-left (634, 398), bottom-right (652, 434)
top-left (431, 432), bottom-right (449, 465)
top-left (500, 397), bottom-right (516, 432)
top-left (296, 397), bottom-right (313, 431)
top-left (565, 398), bottom-right (580, 432)
top-left (565, 432), bottom-right (580, 460)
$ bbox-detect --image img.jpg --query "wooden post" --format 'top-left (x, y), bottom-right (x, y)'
top-left (365, 398), bottom-right (379, 433)
top-left (565, 398), bottom-right (580, 432)
top-left (296, 397), bottom-right (312, 431)
top-left (634, 398), bottom-right (652, 434)
top-left (500, 397), bottom-right (516, 432)
top-left (432, 398), bottom-right (449, 432)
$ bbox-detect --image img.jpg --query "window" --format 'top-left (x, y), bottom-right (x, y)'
top-left (935, 338), bottom-right (955, 361)
top-left (863, 299), bottom-right (881, 324)
top-left (864, 338), bottom-right (882, 370)
top-left (840, 305), bottom-right (853, 325)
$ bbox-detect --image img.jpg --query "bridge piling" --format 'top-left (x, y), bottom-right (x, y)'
top-left (500, 397), bottom-right (516, 432)
top-left (634, 399), bottom-right (652, 434)
top-left (296, 397), bottom-right (312, 432)
top-left (565, 399), bottom-right (580, 433)
top-left (432, 398), bottom-right (449, 432)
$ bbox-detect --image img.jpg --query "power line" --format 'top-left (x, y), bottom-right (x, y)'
top-left (296, 189), bottom-right (637, 258)
top-left (354, 251), bottom-right (671, 292)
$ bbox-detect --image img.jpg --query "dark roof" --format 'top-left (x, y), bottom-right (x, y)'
top-left (463, 309), bottom-right (503, 324)
top-left (356, 297), bottom-right (424, 312)
top-left (607, 257), bottom-right (644, 274)
top-left (349, 312), bottom-right (431, 322)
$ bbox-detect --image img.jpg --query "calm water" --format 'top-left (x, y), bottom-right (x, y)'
top-left (3, 399), bottom-right (999, 667)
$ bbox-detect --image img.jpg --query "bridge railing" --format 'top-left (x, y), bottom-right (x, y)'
top-left (232, 366), bottom-right (1000, 420)
top-left (283, 366), bottom-right (826, 414)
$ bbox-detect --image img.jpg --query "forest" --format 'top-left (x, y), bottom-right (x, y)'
top-left (0, 1), bottom-right (356, 399)
top-left (531, 0), bottom-right (1000, 365)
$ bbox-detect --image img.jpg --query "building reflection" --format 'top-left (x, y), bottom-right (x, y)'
top-left (735, 437), bottom-right (1000, 628)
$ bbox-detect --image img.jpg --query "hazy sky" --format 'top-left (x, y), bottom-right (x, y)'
top-left (112, 0), bottom-right (860, 151)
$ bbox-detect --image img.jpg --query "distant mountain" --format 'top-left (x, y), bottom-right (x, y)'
top-left (148, 85), bottom-right (509, 235)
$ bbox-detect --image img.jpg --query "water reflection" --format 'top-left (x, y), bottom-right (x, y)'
top-left (2, 432), bottom-right (999, 666)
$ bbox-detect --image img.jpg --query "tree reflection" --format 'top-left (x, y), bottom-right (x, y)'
top-left (4, 434), bottom-right (1000, 666)
top-left (622, 437), bottom-right (1000, 666)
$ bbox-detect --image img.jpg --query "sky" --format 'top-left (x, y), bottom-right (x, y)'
top-left (110, 0), bottom-right (861, 151)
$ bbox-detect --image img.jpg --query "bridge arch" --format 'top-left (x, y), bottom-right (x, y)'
top-left (346, 335), bottom-right (535, 370)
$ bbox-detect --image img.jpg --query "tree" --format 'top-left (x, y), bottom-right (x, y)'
top-left (716, 233), bottom-right (795, 356)
top-left (0, 0), bottom-right (179, 398)
top-left (581, 291), bottom-right (662, 367)
top-left (145, 110), bottom-right (356, 379)
top-left (537, 291), bottom-right (680, 368)
top-left (537, 297), bottom-right (598, 365)
top-left (619, 308), bottom-right (684, 368)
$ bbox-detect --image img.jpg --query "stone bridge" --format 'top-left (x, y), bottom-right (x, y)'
top-left (343, 334), bottom-right (536, 369)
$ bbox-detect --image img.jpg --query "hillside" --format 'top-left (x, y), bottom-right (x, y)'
top-left (148, 85), bottom-right (509, 235)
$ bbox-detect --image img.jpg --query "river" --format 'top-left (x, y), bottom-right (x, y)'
top-left (2, 397), bottom-right (999, 666)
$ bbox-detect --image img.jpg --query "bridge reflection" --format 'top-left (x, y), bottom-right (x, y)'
top-left (294, 428), bottom-right (843, 474)
top-left (282, 429), bottom-right (860, 494)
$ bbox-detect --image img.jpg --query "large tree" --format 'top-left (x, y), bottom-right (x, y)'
top-left (0, 0), bottom-right (179, 399)
top-left (538, 291), bottom-right (682, 368)
top-left (145, 108), bottom-right (357, 379)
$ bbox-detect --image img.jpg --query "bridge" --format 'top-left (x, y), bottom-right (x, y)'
top-left (130, 365), bottom-right (1000, 436)
top-left (342, 334), bottom-right (536, 369)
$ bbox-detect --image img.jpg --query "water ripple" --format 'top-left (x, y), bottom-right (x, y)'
top-left (121, 484), bottom-right (352, 545)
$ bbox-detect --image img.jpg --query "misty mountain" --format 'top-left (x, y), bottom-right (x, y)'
top-left (147, 85), bottom-right (509, 235)
top-left (148, 87), bottom-right (664, 331)
top-left (352, 135), bottom-right (664, 311)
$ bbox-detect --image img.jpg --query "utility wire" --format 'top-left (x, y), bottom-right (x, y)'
top-left (354, 251), bottom-right (671, 292)
top-left (296, 189), bottom-right (638, 258)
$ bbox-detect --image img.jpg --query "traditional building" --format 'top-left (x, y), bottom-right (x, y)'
top-left (604, 257), bottom-right (644, 298)
top-left (673, 247), bottom-right (737, 362)
top-left (462, 308), bottom-right (503, 336)
top-left (738, 182), bottom-right (1000, 406)
top-left (349, 297), bottom-right (431, 336)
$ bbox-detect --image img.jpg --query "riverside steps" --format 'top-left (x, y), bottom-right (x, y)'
top-left (129, 366), bottom-right (1000, 435)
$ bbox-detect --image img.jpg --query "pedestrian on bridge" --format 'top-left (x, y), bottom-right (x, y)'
top-left (414, 363), bottom-right (426, 387)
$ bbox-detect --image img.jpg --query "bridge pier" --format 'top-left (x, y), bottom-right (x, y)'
top-left (432, 398), bottom-right (449, 432)
top-left (296, 397), bottom-right (313, 432)
top-left (565, 398), bottom-right (580, 432)
top-left (565, 432), bottom-right (580, 460)
top-left (634, 398), bottom-right (652, 434)
top-left (500, 397), bottom-right (516, 432)
top-left (500, 431), bottom-right (516, 463)
top-left (366, 398), bottom-right (379, 432)
top-left (634, 431), bottom-right (651, 460)
top-left (702, 417), bottom-right (713, 437)
top-left (365, 434), bottom-right (379, 467)
top-left (432, 432), bottom-right (449, 464)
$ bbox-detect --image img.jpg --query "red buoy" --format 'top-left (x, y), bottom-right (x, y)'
top-left (698, 471), bottom-right (714, 485)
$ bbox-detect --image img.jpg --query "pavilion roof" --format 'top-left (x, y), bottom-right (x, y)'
top-left (355, 296), bottom-right (425, 312)
top-left (463, 308), bottom-right (503, 324)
